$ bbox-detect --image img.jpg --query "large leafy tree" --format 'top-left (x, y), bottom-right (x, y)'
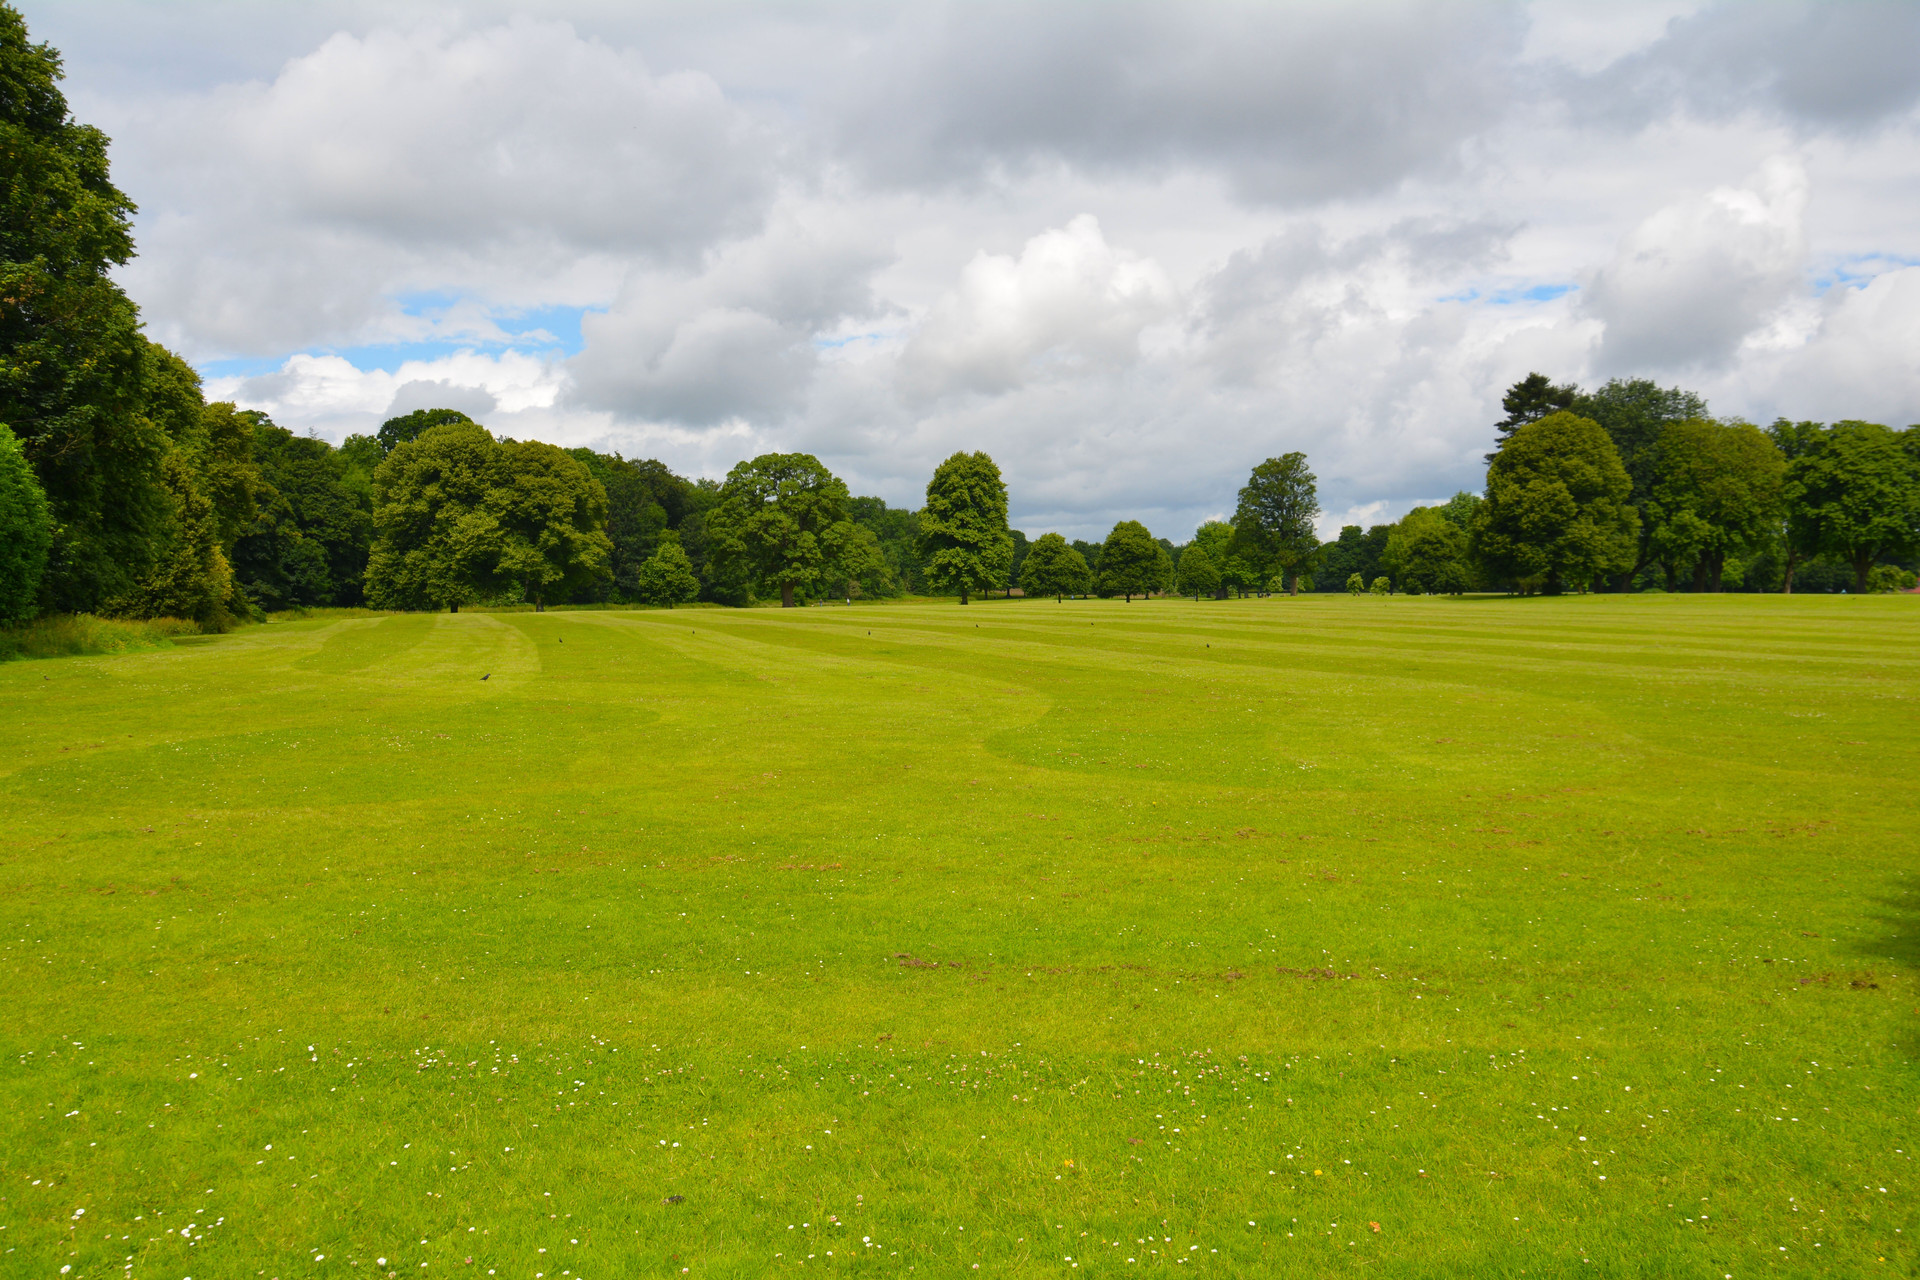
top-left (1018, 532), bottom-right (1091, 601)
top-left (1570, 378), bottom-right (1708, 588)
top-left (490, 439), bottom-right (612, 610)
top-left (1487, 372), bottom-right (1577, 460)
top-left (0, 7), bottom-right (170, 612)
top-left (1176, 543), bottom-right (1220, 600)
top-left (232, 416), bottom-right (375, 609)
top-left (365, 420), bottom-right (502, 611)
top-left (1098, 520), bottom-right (1161, 602)
top-left (917, 451), bottom-right (1013, 605)
top-left (1383, 507), bottom-right (1472, 594)
top-left (0, 421), bottom-right (49, 620)
top-left (705, 452), bottom-right (857, 607)
top-left (1644, 419), bottom-right (1784, 592)
top-left (1472, 410), bottom-right (1640, 594)
top-left (1782, 420), bottom-right (1920, 593)
top-left (1232, 453), bottom-right (1321, 594)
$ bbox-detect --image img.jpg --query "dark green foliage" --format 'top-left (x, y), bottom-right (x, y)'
top-left (848, 496), bottom-right (924, 597)
top-left (0, 421), bottom-right (49, 619)
top-left (0, 8), bottom-right (168, 612)
top-left (634, 534), bottom-right (700, 606)
top-left (377, 408), bottom-right (475, 456)
top-left (705, 453), bottom-right (859, 608)
top-left (918, 451), bottom-right (1013, 605)
top-left (1314, 523), bottom-right (1389, 593)
top-left (337, 434), bottom-right (383, 479)
top-left (1382, 507), bottom-right (1472, 594)
top-left (488, 440), bottom-right (613, 610)
top-left (1570, 379), bottom-right (1708, 587)
top-left (1232, 453), bottom-right (1320, 593)
top-left (1070, 538), bottom-right (1102, 579)
top-left (566, 450), bottom-right (699, 601)
top-left (1781, 420), bottom-right (1920, 593)
top-left (1488, 372), bottom-right (1577, 460)
top-left (1007, 529), bottom-right (1030, 593)
top-left (1473, 411), bottom-right (1640, 594)
top-left (1098, 519), bottom-right (1162, 602)
top-left (111, 450), bottom-right (232, 623)
top-left (1644, 419), bottom-right (1784, 592)
top-left (1176, 543), bottom-right (1220, 600)
top-left (1018, 532), bottom-right (1092, 601)
top-left (231, 418), bottom-right (374, 609)
top-left (365, 420), bottom-right (504, 611)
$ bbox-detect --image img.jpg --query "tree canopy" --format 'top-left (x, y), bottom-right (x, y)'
top-left (0, 421), bottom-right (50, 620)
top-left (1232, 453), bottom-right (1320, 593)
top-left (1473, 410), bottom-right (1640, 593)
top-left (917, 450), bottom-right (1013, 604)
top-left (705, 452), bottom-right (857, 607)
top-left (1176, 543), bottom-right (1220, 600)
top-left (1645, 419), bottom-right (1784, 592)
top-left (1782, 420), bottom-right (1920, 593)
top-left (1099, 520), bottom-right (1162, 602)
top-left (1488, 372), bottom-right (1578, 459)
top-left (1018, 532), bottom-right (1092, 601)
top-left (1383, 506), bottom-right (1472, 594)
top-left (634, 532), bottom-right (701, 607)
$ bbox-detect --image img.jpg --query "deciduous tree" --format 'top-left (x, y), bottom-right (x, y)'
top-left (1232, 453), bottom-right (1320, 594)
top-left (1472, 411), bottom-right (1639, 594)
top-left (1781, 420), bottom-right (1920, 593)
top-left (1644, 419), bottom-right (1784, 591)
top-left (1177, 544), bottom-right (1220, 600)
top-left (1018, 532), bottom-right (1092, 601)
top-left (0, 422), bottom-right (50, 620)
top-left (1383, 507), bottom-right (1472, 594)
top-left (705, 452), bottom-right (857, 607)
top-left (1098, 520), bottom-right (1161, 602)
top-left (917, 451), bottom-right (1013, 605)
top-left (634, 533), bottom-right (701, 606)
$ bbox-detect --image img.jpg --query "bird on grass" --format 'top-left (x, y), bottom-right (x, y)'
top-left (481, 674), bottom-right (491, 681)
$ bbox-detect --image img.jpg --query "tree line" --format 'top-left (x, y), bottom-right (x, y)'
top-left (0, 6), bottom-right (1915, 626)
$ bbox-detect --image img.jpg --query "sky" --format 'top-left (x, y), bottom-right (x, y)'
top-left (24, 0), bottom-right (1920, 540)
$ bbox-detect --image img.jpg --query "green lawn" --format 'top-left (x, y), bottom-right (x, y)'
top-left (4, 595), bottom-right (1915, 1278)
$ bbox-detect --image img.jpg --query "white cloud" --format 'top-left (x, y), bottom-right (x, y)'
top-left (1586, 157), bottom-right (1809, 372)
top-left (899, 215), bottom-right (1177, 399)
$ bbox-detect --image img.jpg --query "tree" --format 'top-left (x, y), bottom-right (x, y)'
top-left (0, 7), bottom-right (170, 613)
top-left (1436, 490), bottom-right (1483, 530)
top-left (0, 421), bottom-right (50, 620)
top-left (1383, 507), bottom-right (1473, 594)
top-left (1006, 529), bottom-right (1031, 596)
top-left (1018, 532), bottom-right (1092, 601)
top-left (1345, 572), bottom-right (1363, 595)
top-left (634, 533), bottom-right (700, 606)
top-left (365, 419), bottom-right (502, 611)
top-left (1644, 419), bottom-right (1784, 591)
top-left (1488, 372), bottom-right (1577, 460)
top-left (1233, 453), bottom-right (1321, 594)
top-left (705, 452), bottom-right (857, 607)
top-left (848, 495), bottom-right (924, 597)
top-left (112, 450), bottom-right (233, 623)
top-left (1189, 521), bottom-right (1240, 597)
top-left (1472, 410), bottom-right (1640, 594)
top-left (377, 408), bottom-right (475, 456)
top-left (232, 417), bottom-right (374, 609)
top-left (491, 439), bottom-right (612, 610)
top-left (1571, 378), bottom-right (1708, 588)
top-left (1177, 543), bottom-right (1220, 600)
top-left (1098, 520), bottom-right (1161, 602)
top-left (1315, 523), bottom-right (1392, 594)
top-left (1782, 421), bottom-right (1920, 593)
top-left (917, 451), bottom-right (1013, 605)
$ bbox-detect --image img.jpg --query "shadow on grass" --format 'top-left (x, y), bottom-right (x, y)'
top-left (1854, 875), bottom-right (1920, 1056)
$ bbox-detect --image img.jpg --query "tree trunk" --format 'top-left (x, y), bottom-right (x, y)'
top-left (449, 601), bottom-right (459, 613)
top-left (1707, 551), bottom-right (1725, 593)
top-left (1854, 553), bottom-right (1873, 593)
top-left (961, 590), bottom-right (969, 604)
top-left (781, 580), bottom-right (795, 608)
top-left (1662, 563), bottom-right (1677, 592)
top-left (1690, 558), bottom-right (1709, 594)
top-left (1783, 549), bottom-right (1798, 594)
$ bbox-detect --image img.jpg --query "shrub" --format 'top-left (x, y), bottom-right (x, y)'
top-left (1346, 572), bottom-right (1364, 595)
top-left (1369, 576), bottom-right (1392, 595)
top-left (0, 613), bottom-right (201, 662)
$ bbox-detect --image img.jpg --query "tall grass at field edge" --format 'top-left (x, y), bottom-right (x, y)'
top-left (0, 612), bottom-right (205, 661)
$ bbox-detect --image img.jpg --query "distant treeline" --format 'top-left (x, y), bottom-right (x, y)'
top-left (0, 7), bottom-right (1916, 627)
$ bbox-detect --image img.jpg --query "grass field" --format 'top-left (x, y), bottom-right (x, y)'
top-left (4, 595), bottom-right (1916, 1278)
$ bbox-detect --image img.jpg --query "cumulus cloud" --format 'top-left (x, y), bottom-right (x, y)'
top-left (112, 17), bottom-right (779, 358)
top-left (830, 1), bottom-right (1524, 203)
top-left (1580, 2), bottom-right (1920, 132)
top-left (898, 216), bottom-right (1177, 400)
top-left (568, 210), bottom-right (892, 425)
top-left (22, 0), bottom-right (1916, 536)
top-left (1586, 157), bottom-right (1809, 373)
